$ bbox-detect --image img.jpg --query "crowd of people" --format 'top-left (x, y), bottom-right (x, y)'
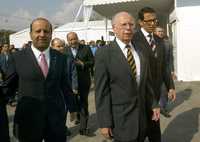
top-left (0, 6), bottom-right (176, 142)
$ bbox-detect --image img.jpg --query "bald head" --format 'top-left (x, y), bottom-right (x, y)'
top-left (112, 12), bottom-right (135, 44)
top-left (30, 17), bottom-right (52, 33)
top-left (112, 12), bottom-right (134, 25)
top-left (67, 32), bottom-right (79, 48)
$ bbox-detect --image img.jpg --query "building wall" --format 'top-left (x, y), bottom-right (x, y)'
top-left (174, 4), bottom-right (200, 81)
top-left (176, 0), bottom-right (200, 7)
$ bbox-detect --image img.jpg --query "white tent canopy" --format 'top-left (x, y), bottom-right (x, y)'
top-left (53, 20), bottom-right (113, 43)
top-left (10, 20), bottom-right (113, 49)
top-left (9, 28), bottom-right (30, 48)
top-left (83, 0), bottom-right (173, 24)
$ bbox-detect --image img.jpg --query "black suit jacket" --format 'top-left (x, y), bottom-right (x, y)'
top-left (132, 29), bottom-right (175, 102)
top-left (95, 40), bottom-right (156, 141)
top-left (7, 47), bottom-right (69, 139)
top-left (65, 44), bottom-right (94, 93)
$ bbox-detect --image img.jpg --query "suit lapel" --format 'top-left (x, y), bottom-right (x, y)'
top-left (47, 49), bottom-right (57, 78)
top-left (26, 47), bottom-right (44, 78)
top-left (138, 30), bottom-right (151, 49)
top-left (110, 41), bottom-right (134, 80)
top-left (68, 47), bottom-right (76, 59)
top-left (75, 44), bottom-right (82, 59)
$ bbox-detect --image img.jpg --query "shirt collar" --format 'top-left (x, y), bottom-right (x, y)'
top-left (31, 45), bottom-right (50, 59)
top-left (116, 37), bottom-right (132, 50)
top-left (141, 27), bottom-right (153, 38)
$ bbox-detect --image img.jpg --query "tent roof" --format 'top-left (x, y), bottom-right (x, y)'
top-left (11, 28), bottom-right (30, 36)
top-left (54, 20), bottom-right (112, 32)
top-left (84, 0), bottom-right (137, 6)
top-left (84, 0), bottom-right (174, 19)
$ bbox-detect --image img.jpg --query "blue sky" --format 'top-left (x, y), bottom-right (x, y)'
top-left (0, 0), bottom-right (83, 30)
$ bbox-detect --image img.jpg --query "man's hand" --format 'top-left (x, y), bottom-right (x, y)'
top-left (171, 72), bottom-right (177, 80)
top-left (168, 89), bottom-right (176, 102)
top-left (72, 89), bottom-right (78, 95)
top-left (100, 128), bottom-right (113, 139)
top-left (152, 107), bottom-right (160, 121)
top-left (74, 59), bottom-right (84, 67)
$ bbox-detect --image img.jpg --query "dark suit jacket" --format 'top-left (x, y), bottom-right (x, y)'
top-left (7, 46), bottom-right (69, 140)
top-left (133, 29), bottom-right (175, 102)
top-left (95, 40), bottom-right (156, 141)
top-left (164, 39), bottom-right (174, 73)
top-left (0, 53), bottom-right (18, 101)
top-left (0, 53), bottom-right (10, 79)
top-left (65, 44), bottom-right (94, 94)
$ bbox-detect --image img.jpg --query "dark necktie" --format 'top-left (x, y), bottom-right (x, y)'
top-left (126, 44), bottom-right (137, 78)
top-left (148, 34), bottom-right (156, 50)
top-left (148, 34), bottom-right (157, 57)
top-left (39, 53), bottom-right (48, 77)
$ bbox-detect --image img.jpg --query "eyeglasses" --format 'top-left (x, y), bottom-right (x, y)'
top-left (143, 19), bottom-right (158, 24)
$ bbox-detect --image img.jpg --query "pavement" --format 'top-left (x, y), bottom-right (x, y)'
top-left (7, 81), bottom-right (200, 142)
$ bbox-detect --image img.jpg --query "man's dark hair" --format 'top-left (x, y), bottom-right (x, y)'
top-left (30, 17), bottom-right (52, 33)
top-left (138, 7), bottom-right (156, 20)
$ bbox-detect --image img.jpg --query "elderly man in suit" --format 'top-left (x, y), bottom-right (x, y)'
top-left (132, 7), bottom-right (176, 142)
top-left (95, 11), bottom-right (160, 142)
top-left (65, 32), bottom-right (94, 135)
top-left (7, 18), bottom-right (70, 142)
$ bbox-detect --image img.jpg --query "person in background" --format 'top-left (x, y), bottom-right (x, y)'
top-left (96, 40), bottom-right (106, 48)
top-left (51, 38), bottom-right (78, 136)
top-left (89, 40), bottom-right (97, 81)
top-left (154, 26), bottom-right (176, 117)
top-left (22, 43), bottom-right (29, 49)
top-left (0, 44), bottom-right (2, 53)
top-left (89, 40), bottom-right (97, 56)
top-left (51, 38), bottom-right (65, 53)
top-left (79, 39), bottom-right (86, 46)
top-left (9, 44), bottom-right (15, 52)
top-left (0, 44), bottom-right (10, 79)
top-left (95, 11), bottom-right (160, 142)
top-left (66, 32), bottom-right (94, 136)
top-left (0, 47), bottom-right (10, 141)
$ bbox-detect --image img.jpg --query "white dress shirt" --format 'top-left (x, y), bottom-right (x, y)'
top-left (31, 45), bottom-right (50, 68)
top-left (71, 47), bottom-right (78, 58)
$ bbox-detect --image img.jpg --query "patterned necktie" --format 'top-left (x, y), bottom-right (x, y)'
top-left (148, 34), bottom-right (156, 50)
top-left (126, 44), bottom-right (137, 78)
top-left (39, 53), bottom-right (48, 77)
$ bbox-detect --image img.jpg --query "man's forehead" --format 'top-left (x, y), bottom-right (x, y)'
top-left (32, 20), bottom-right (50, 27)
top-left (68, 34), bottom-right (78, 39)
top-left (144, 13), bottom-right (156, 19)
top-left (4, 44), bottom-right (8, 46)
top-left (156, 28), bottom-right (164, 32)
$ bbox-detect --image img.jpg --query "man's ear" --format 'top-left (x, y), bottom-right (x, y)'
top-left (138, 19), bottom-right (143, 27)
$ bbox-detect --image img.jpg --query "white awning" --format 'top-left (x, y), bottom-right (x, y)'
top-left (84, 0), bottom-right (138, 6)
top-left (83, 0), bottom-right (174, 19)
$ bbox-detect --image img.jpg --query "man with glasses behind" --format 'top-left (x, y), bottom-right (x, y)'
top-left (132, 7), bottom-right (176, 142)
